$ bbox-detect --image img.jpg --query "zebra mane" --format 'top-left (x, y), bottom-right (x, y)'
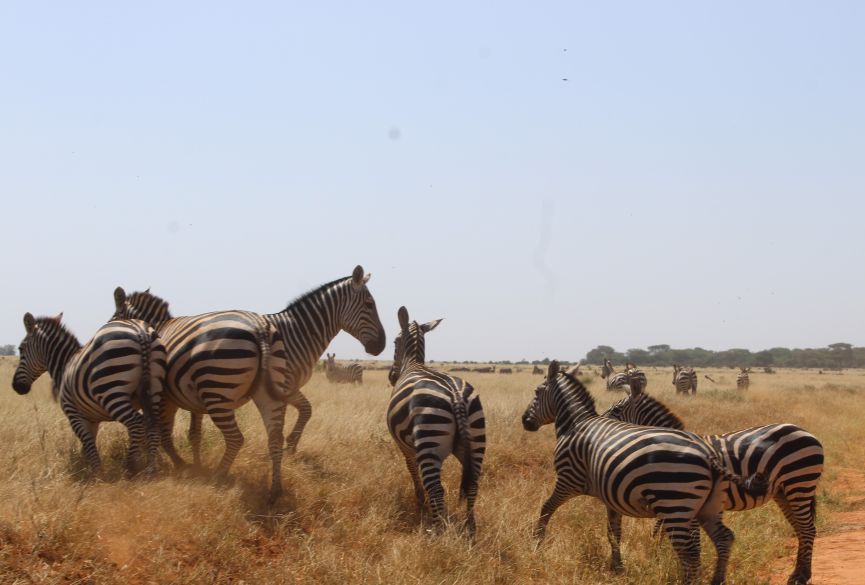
top-left (281, 276), bottom-right (350, 312)
top-left (122, 290), bottom-right (173, 320)
top-left (556, 371), bottom-right (598, 418)
top-left (606, 393), bottom-right (685, 430)
top-left (33, 316), bottom-right (82, 349)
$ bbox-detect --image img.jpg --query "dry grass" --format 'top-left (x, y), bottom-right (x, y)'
top-left (0, 357), bottom-right (862, 584)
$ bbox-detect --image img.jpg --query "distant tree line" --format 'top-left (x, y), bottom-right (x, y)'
top-left (583, 343), bottom-right (862, 369)
top-left (0, 344), bottom-right (15, 357)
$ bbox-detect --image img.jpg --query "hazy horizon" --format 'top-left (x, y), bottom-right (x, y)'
top-left (3, 2), bottom-right (864, 362)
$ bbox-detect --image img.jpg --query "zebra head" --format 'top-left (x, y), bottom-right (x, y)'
top-left (387, 306), bottom-right (442, 386)
top-left (13, 312), bottom-right (65, 395)
top-left (337, 266), bottom-right (387, 356)
top-left (600, 358), bottom-right (613, 379)
top-left (521, 361), bottom-right (561, 431)
top-left (112, 287), bottom-right (172, 329)
top-left (671, 364), bottom-right (680, 385)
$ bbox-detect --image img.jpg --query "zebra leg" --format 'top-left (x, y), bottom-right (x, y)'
top-left (606, 508), bottom-right (624, 572)
top-left (284, 390), bottom-right (312, 454)
top-left (116, 406), bottom-right (149, 477)
top-left (189, 412), bottom-right (203, 468)
top-left (66, 413), bottom-right (102, 475)
top-left (417, 454), bottom-right (446, 531)
top-left (159, 402), bottom-right (188, 469)
top-left (775, 493), bottom-right (816, 585)
top-left (699, 514), bottom-right (735, 585)
top-left (143, 372), bottom-right (164, 476)
top-left (252, 392), bottom-right (288, 502)
top-left (534, 480), bottom-right (575, 543)
top-left (208, 408), bottom-right (245, 480)
top-left (402, 455), bottom-right (426, 510)
top-left (661, 517), bottom-right (701, 585)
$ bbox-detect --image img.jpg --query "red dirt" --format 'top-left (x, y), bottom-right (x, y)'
top-left (771, 470), bottom-right (865, 585)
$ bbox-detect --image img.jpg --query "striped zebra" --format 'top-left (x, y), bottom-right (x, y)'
top-left (673, 364), bottom-right (698, 395)
top-left (113, 265), bottom-right (386, 500)
top-left (737, 367), bottom-right (751, 391)
top-left (532, 365), bottom-right (543, 375)
top-left (387, 307), bottom-right (485, 536)
top-left (521, 361), bottom-right (767, 585)
top-left (602, 389), bottom-right (823, 585)
top-left (600, 358), bottom-right (629, 391)
top-left (324, 353), bottom-right (363, 384)
top-left (13, 312), bottom-right (165, 476)
top-left (625, 362), bottom-right (647, 393)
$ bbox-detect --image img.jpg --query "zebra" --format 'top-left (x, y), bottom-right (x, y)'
top-left (113, 265), bottom-right (386, 500)
top-left (474, 366), bottom-right (495, 373)
top-left (386, 307), bottom-right (485, 536)
top-left (499, 367), bottom-right (513, 374)
top-left (13, 312), bottom-right (165, 476)
top-left (521, 361), bottom-right (768, 585)
top-left (532, 365), bottom-right (543, 375)
top-left (600, 358), bottom-right (629, 391)
top-left (737, 367), bottom-right (751, 391)
top-left (624, 362), bottom-right (647, 393)
top-left (324, 353), bottom-right (363, 384)
top-left (602, 389), bottom-right (823, 585)
top-left (673, 364), bottom-right (698, 394)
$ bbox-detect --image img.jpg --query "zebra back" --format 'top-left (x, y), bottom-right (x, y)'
top-left (325, 353), bottom-right (363, 384)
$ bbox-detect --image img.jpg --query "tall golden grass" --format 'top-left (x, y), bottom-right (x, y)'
top-left (0, 357), bottom-right (862, 584)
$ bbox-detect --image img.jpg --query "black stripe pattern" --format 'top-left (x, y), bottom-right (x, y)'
top-left (737, 367), bottom-right (751, 391)
top-left (324, 353), bottom-right (363, 384)
top-left (602, 389), bottom-right (823, 585)
top-left (13, 312), bottom-right (165, 476)
top-left (673, 364), bottom-right (698, 395)
top-left (387, 307), bottom-right (485, 537)
top-left (600, 358), bottom-right (629, 391)
top-left (522, 361), bottom-right (768, 585)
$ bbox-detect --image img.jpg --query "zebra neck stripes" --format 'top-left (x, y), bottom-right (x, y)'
top-left (13, 313), bottom-right (82, 397)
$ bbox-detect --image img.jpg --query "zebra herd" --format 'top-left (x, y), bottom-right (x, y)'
top-left (10, 265), bottom-right (823, 585)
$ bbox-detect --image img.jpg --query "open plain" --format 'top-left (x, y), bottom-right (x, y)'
top-left (1, 357), bottom-right (863, 584)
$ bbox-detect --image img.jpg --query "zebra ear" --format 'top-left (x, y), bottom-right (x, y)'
top-left (23, 312), bottom-right (36, 333)
top-left (547, 360), bottom-right (560, 380)
top-left (397, 306), bottom-right (410, 331)
top-left (53, 312), bottom-right (63, 323)
top-left (351, 265), bottom-right (365, 288)
top-left (420, 319), bottom-right (442, 333)
top-left (114, 287), bottom-right (127, 311)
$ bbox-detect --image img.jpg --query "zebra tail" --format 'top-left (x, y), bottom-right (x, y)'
top-left (709, 454), bottom-right (769, 498)
top-left (135, 328), bottom-right (155, 427)
top-left (452, 388), bottom-right (475, 501)
top-left (258, 325), bottom-right (283, 403)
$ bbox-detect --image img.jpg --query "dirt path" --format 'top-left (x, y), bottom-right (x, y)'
top-left (771, 470), bottom-right (865, 585)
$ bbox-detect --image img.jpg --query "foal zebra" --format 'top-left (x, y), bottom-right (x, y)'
top-left (113, 265), bottom-right (386, 499)
top-left (602, 390), bottom-right (823, 585)
top-left (600, 358), bottom-right (629, 391)
top-left (13, 313), bottom-right (165, 475)
top-left (522, 361), bottom-right (767, 585)
top-left (387, 307), bottom-right (485, 536)
top-left (737, 367), bottom-right (751, 391)
top-left (673, 364), bottom-right (698, 394)
top-left (324, 353), bottom-right (363, 384)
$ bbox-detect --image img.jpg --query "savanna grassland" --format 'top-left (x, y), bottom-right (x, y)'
top-left (1, 357), bottom-right (863, 584)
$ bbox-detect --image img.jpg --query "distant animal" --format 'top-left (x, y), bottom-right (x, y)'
top-left (763, 366), bottom-right (775, 374)
top-left (325, 353), bottom-right (363, 384)
top-left (523, 361), bottom-right (768, 585)
top-left (474, 366), bottom-right (495, 373)
top-left (602, 388), bottom-right (823, 585)
top-left (499, 367), bottom-right (513, 374)
top-left (624, 362), bottom-right (647, 393)
top-left (387, 307), bottom-right (485, 536)
top-left (736, 367), bottom-right (751, 391)
top-left (672, 364), bottom-right (698, 395)
top-left (600, 358), bottom-right (629, 391)
top-left (13, 312), bottom-right (165, 476)
top-left (532, 365), bottom-right (544, 375)
top-left (450, 366), bottom-right (471, 372)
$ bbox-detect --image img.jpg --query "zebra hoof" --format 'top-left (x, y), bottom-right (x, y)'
top-left (610, 561), bottom-right (624, 574)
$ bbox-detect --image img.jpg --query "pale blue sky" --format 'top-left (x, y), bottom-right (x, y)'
top-left (3, 1), bottom-right (864, 361)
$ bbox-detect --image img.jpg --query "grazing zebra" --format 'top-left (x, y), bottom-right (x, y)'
top-left (113, 265), bottom-right (386, 500)
top-left (474, 366), bottom-right (495, 373)
top-left (324, 353), bottom-right (363, 384)
top-left (499, 367), bottom-right (513, 374)
top-left (624, 362), bottom-right (647, 393)
top-left (521, 361), bottom-right (767, 585)
top-left (13, 312), bottom-right (165, 476)
top-left (736, 367), bottom-right (751, 391)
top-left (602, 389), bottom-right (823, 585)
top-left (600, 358), bottom-right (629, 391)
top-left (532, 365), bottom-right (543, 375)
top-left (673, 364), bottom-right (698, 395)
top-left (387, 307), bottom-right (485, 536)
